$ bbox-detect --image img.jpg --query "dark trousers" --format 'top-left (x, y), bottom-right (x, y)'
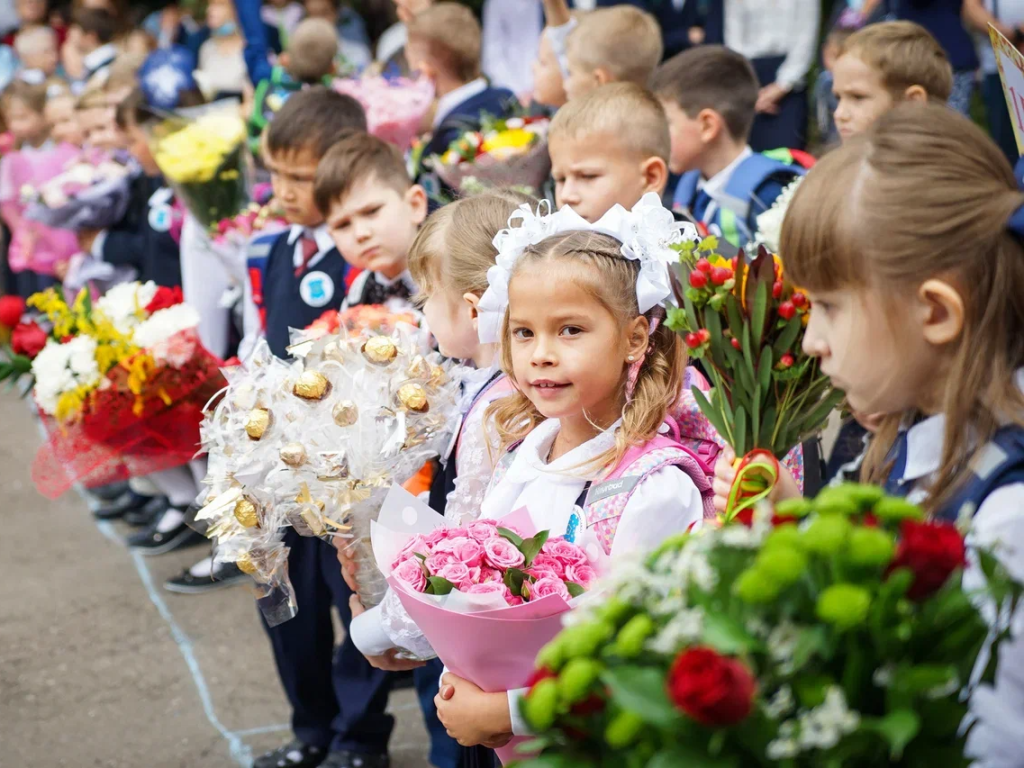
top-left (14, 270), bottom-right (56, 300)
top-left (262, 531), bottom-right (460, 765)
top-left (984, 72), bottom-right (1019, 165)
top-left (749, 55), bottom-right (809, 152)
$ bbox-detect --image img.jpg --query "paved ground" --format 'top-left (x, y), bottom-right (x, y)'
top-left (0, 393), bottom-right (432, 768)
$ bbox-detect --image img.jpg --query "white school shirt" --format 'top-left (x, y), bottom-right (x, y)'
top-left (723, 0), bottom-right (820, 90)
top-left (349, 363), bottom-right (508, 660)
top-left (876, 387), bottom-right (1024, 768)
top-left (238, 224), bottom-right (336, 363)
top-left (695, 145), bottom-right (753, 226)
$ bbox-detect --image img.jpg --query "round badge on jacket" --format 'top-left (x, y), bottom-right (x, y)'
top-left (149, 204), bottom-right (173, 233)
top-left (299, 271), bottom-right (335, 308)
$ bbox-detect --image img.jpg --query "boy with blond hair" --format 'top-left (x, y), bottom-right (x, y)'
top-left (548, 81), bottom-right (670, 223)
top-left (651, 45), bottom-right (806, 249)
top-left (832, 21), bottom-right (952, 141)
top-left (561, 5), bottom-right (662, 101)
top-left (408, 2), bottom-right (517, 200)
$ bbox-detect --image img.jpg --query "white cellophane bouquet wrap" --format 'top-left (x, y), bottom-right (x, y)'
top-left (195, 324), bottom-right (464, 625)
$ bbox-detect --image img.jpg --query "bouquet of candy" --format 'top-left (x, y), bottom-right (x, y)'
top-left (304, 304), bottom-right (419, 340)
top-left (517, 485), bottom-right (1023, 767)
top-left (0, 294), bottom-right (44, 391)
top-left (149, 101), bottom-right (252, 230)
top-left (194, 325), bottom-right (462, 625)
top-left (332, 75), bottom-right (434, 151)
top-left (431, 115), bottom-right (551, 196)
top-left (27, 283), bottom-right (225, 498)
top-left (22, 148), bottom-right (135, 231)
top-left (371, 487), bottom-right (606, 764)
top-left (212, 182), bottom-right (287, 247)
top-left (667, 239), bottom-right (843, 520)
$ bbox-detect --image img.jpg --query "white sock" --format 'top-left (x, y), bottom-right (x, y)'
top-left (148, 466), bottom-right (199, 507)
top-left (189, 556), bottom-right (214, 578)
top-left (155, 506), bottom-right (186, 533)
top-left (129, 476), bottom-right (160, 496)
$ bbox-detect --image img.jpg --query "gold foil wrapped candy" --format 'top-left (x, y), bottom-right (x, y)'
top-left (280, 442), bottom-right (307, 467)
top-left (397, 383), bottom-right (429, 413)
top-left (245, 408), bottom-right (271, 440)
top-left (429, 365), bottom-right (447, 388)
top-left (236, 554), bottom-right (257, 576)
top-left (332, 400), bottom-right (358, 427)
top-left (406, 355), bottom-right (432, 380)
top-left (293, 370), bottom-right (330, 400)
top-left (233, 496), bottom-right (261, 528)
top-left (362, 336), bottom-right (398, 365)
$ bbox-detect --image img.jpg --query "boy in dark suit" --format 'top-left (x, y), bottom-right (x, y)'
top-left (406, 2), bottom-right (519, 203)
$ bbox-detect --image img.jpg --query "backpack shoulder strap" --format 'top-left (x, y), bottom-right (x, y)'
top-left (582, 434), bottom-right (716, 554)
top-left (939, 426), bottom-right (1024, 523)
top-left (720, 153), bottom-right (805, 221)
top-left (488, 439), bottom-right (523, 491)
top-left (673, 170), bottom-right (702, 212)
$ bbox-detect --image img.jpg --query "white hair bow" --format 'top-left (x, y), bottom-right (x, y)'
top-left (477, 193), bottom-right (697, 344)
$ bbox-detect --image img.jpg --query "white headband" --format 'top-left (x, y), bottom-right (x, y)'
top-left (477, 192), bottom-right (697, 344)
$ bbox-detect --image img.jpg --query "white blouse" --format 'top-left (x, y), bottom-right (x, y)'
top-left (723, 0), bottom-right (820, 91)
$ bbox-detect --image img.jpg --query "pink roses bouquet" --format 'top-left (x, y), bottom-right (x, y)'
top-left (391, 519), bottom-right (596, 608)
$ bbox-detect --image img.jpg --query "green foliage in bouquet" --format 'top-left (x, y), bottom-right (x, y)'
top-left (666, 239), bottom-right (843, 459)
top-left (514, 485), bottom-right (1023, 768)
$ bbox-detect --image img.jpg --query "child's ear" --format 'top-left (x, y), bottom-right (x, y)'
top-left (594, 67), bottom-right (614, 86)
top-left (406, 184), bottom-right (428, 225)
top-left (697, 107), bottom-right (721, 144)
top-left (903, 84), bottom-right (928, 104)
top-left (463, 292), bottom-right (481, 331)
top-left (279, 52), bottom-right (291, 70)
top-left (918, 278), bottom-right (964, 347)
top-left (625, 315), bottom-right (649, 363)
top-left (639, 156), bottom-right (668, 196)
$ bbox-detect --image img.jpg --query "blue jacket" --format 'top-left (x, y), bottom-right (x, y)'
top-left (102, 174), bottom-right (182, 289)
top-left (232, 0), bottom-right (285, 85)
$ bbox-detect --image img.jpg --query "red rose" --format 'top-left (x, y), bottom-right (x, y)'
top-left (667, 646), bottom-right (756, 727)
top-left (11, 321), bottom-right (48, 358)
top-left (0, 295), bottom-right (25, 328)
top-left (144, 286), bottom-right (184, 314)
top-left (524, 667), bottom-right (558, 693)
top-left (734, 508), bottom-right (755, 527)
top-left (888, 519), bottom-right (966, 600)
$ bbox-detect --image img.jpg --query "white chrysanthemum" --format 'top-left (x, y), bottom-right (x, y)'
top-left (30, 337), bottom-right (101, 415)
top-left (97, 281), bottom-right (159, 334)
top-left (755, 176), bottom-right (804, 254)
top-left (132, 304), bottom-right (200, 350)
top-left (767, 620), bottom-right (802, 672)
top-left (797, 687), bottom-right (860, 751)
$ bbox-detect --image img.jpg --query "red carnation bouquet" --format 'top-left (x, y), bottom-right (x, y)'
top-left (516, 485), bottom-right (1022, 767)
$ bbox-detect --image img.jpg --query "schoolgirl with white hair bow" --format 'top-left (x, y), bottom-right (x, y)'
top-left (433, 193), bottom-right (716, 752)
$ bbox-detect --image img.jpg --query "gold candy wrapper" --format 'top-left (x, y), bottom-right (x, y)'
top-left (406, 355), bottom-right (432, 380)
top-left (233, 497), bottom-right (261, 528)
top-left (362, 336), bottom-right (398, 365)
top-left (236, 554), bottom-right (258, 576)
top-left (280, 442), bottom-right (307, 467)
top-left (293, 371), bottom-right (331, 400)
top-left (397, 383), bottom-right (429, 413)
top-left (332, 400), bottom-right (358, 427)
top-left (245, 408), bottom-right (271, 440)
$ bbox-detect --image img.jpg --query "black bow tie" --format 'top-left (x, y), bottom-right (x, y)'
top-left (360, 275), bottom-right (413, 306)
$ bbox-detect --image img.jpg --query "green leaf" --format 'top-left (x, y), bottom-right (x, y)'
top-left (414, 552), bottom-right (427, 561)
top-left (701, 612), bottom-right (760, 654)
top-left (751, 279), bottom-right (768, 346)
top-left (426, 576), bottom-right (455, 595)
top-left (683, 292), bottom-right (700, 337)
top-left (788, 626), bottom-right (829, 674)
top-left (647, 748), bottom-right (739, 768)
top-left (692, 386), bottom-right (731, 445)
top-left (734, 405), bottom-right (748, 457)
top-left (520, 530), bottom-right (551, 567)
top-left (504, 567), bottom-right (530, 597)
top-left (757, 347), bottom-right (772, 395)
top-left (10, 354), bottom-right (31, 373)
top-left (498, 527), bottom-right (524, 547)
top-left (773, 316), bottom-right (802, 357)
top-left (601, 666), bottom-right (682, 728)
top-left (705, 310), bottom-right (727, 371)
top-left (565, 581), bottom-right (585, 598)
top-left (862, 710), bottom-right (920, 760)
top-left (725, 293), bottom-right (744, 338)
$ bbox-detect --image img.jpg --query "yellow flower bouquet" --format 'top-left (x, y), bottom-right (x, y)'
top-left (149, 102), bottom-right (252, 230)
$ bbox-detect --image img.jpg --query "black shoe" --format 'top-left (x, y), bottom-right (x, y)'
top-left (253, 740), bottom-right (326, 768)
top-left (127, 512), bottom-right (206, 556)
top-left (93, 490), bottom-right (152, 521)
top-left (321, 752), bottom-right (389, 768)
top-left (123, 495), bottom-right (169, 527)
top-left (89, 480), bottom-right (129, 502)
top-left (164, 562), bottom-right (249, 594)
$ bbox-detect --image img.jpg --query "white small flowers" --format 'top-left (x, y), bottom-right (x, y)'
top-left (668, 542), bottom-right (718, 592)
top-left (768, 687), bottom-right (861, 758)
top-left (647, 608), bottom-right (704, 655)
top-left (97, 281), bottom-right (159, 335)
top-left (764, 685), bottom-right (795, 719)
top-left (754, 176), bottom-right (804, 254)
top-left (767, 620), bottom-right (802, 673)
top-left (31, 336), bottom-right (101, 415)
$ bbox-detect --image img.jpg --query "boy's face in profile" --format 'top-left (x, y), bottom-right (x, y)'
top-left (550, 131), bottom-right (657, 223)
top-left (563, 54), bottom-right (600, 102)
top-left (20, 41), bottom-right (59, 76)
top-left (266, 147), bottom-right (324, 228)
top-left (532, 34), bottom-right (566, 108)
top-left (325, 173), bottom-right (427, 280)
top-left (659, 99), bottom-right (705, 175)
top-left (832, 52), bottom-right (894, 142)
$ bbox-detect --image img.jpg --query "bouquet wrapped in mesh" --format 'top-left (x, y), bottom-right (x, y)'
top-left (195, 325), bottom-right (463, 625)
top-left (22, 148), bottom-right (135, 231)
top-left (148, 101), bottom-right (252, 230)
top-left (332, 76), bottom-right (434, 151)
top-left (432, 115), bottom-right (551, 196)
